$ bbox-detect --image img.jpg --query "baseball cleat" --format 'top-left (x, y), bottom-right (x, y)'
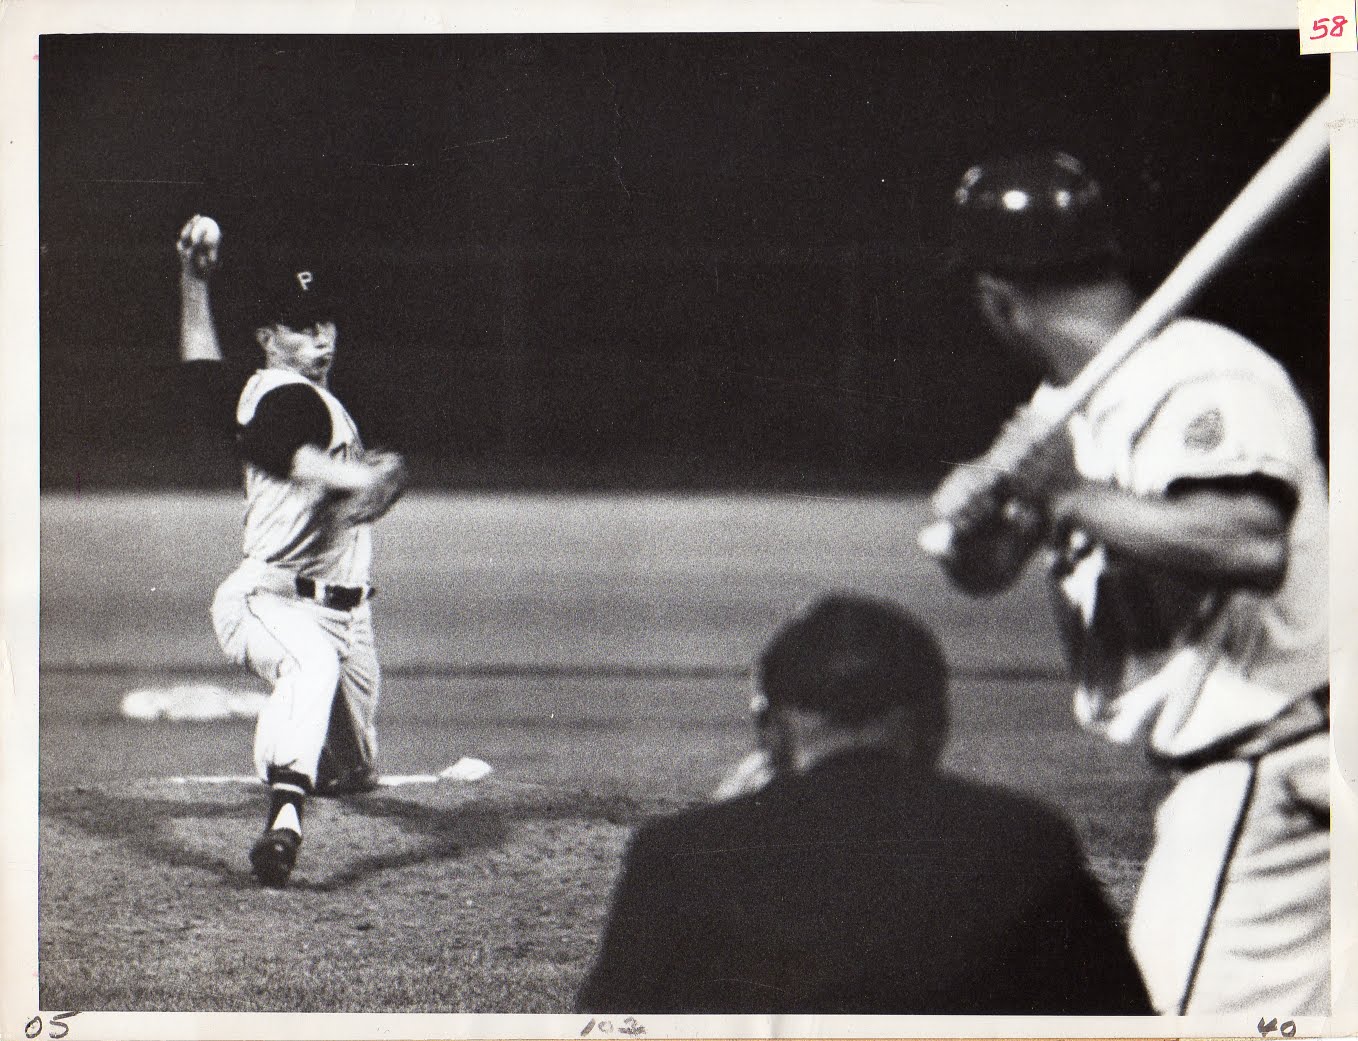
top-left (313, 764), bottom-right (381, 797)
top-left (249, 828), bottom-right (301, 888)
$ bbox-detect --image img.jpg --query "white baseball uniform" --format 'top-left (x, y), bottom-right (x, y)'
top-left (1034, 317), bottom-right (1329, 1015)
top-left (209, 366), bottom-right (382, 790)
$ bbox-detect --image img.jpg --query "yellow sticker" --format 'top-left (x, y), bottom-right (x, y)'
top-left (1299, 0), bottom-right (1357, 53)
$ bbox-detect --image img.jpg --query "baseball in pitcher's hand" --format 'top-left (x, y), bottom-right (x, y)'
top-left (176, 214), bottom-right (222, 280)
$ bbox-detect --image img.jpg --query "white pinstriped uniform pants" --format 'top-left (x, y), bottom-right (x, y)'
top-left (211, 560), bottom-right (380, 786)
top-left (1130, 730), bottom-right (1330, 1016)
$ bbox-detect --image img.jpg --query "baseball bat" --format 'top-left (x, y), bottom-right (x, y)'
top-left (919, 94), bottom-right (1335, 560)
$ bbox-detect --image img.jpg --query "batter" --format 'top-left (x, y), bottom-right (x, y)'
top-left (936, 154), bottom-right (1330, 1015)
top-left (175, 215), bottom-right (408, 887)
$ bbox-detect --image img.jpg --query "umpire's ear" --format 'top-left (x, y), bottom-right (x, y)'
top-left (974, 272), bottom-right (1024, 339)
top-left (255, 326), bottom-right (276, 352)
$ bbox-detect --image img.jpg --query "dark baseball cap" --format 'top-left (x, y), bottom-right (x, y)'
top-left (756, 593), bottom-right (950, 730)
top-left (253, 262), bottom-right (340, 329)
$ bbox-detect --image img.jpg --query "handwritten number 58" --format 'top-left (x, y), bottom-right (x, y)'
top-left (1258, 1017), bottom-right (1297, 1037)
top-left (1311, 15), bottom-right (1349, 39)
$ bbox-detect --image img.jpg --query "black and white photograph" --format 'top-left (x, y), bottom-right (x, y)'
top-left (2, 1), bottom-right (1354, 1037)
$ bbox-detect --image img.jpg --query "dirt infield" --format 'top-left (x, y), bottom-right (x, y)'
top-left (40, 671), bottom-right (1160, 1012)
top-left (37, 492), bottom-right (1160, 1012)
top-left (40, 773), bottom-right (670, 1012)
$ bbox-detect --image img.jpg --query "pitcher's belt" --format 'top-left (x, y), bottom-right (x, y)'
top-left (295, 576), bottom-right (375, 611)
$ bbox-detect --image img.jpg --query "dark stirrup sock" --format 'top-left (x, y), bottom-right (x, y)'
top-left (266, 783), bottom-right (306, 835)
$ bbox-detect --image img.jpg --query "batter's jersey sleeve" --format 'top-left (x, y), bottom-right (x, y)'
top-left (1130, 372), bottom-right (1316, 499)
top-left (1053, 319), bottom-right (1328, 756)
top-left (238, 383), bottom-right (333, 480)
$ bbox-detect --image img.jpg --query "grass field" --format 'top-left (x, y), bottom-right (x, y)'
top-left (37, 492), bottom-right (1163, 1012)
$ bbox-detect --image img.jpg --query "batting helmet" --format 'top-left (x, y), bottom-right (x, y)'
top-left (946, 150), bottom-right (1122, 277)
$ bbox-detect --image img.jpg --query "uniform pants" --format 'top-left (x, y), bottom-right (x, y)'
top-left (211, 561), bottom-right (380, 787)
top-left (1130, 731), bottom-right (1330, 1015)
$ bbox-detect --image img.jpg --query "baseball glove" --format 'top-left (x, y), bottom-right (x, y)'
top-left (339, 449), bottom-right (409, 524)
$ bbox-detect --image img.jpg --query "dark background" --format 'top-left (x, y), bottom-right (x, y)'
top-left (39, 32), bottom-right (1329, 491)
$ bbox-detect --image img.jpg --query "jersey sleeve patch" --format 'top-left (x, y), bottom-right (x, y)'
top-left (1133, 374), bottom-right (1313, 492)
top-left (238, 383), bottom-right (333, 479)
top-left (1181, 407), bottom-right (1225, 454)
